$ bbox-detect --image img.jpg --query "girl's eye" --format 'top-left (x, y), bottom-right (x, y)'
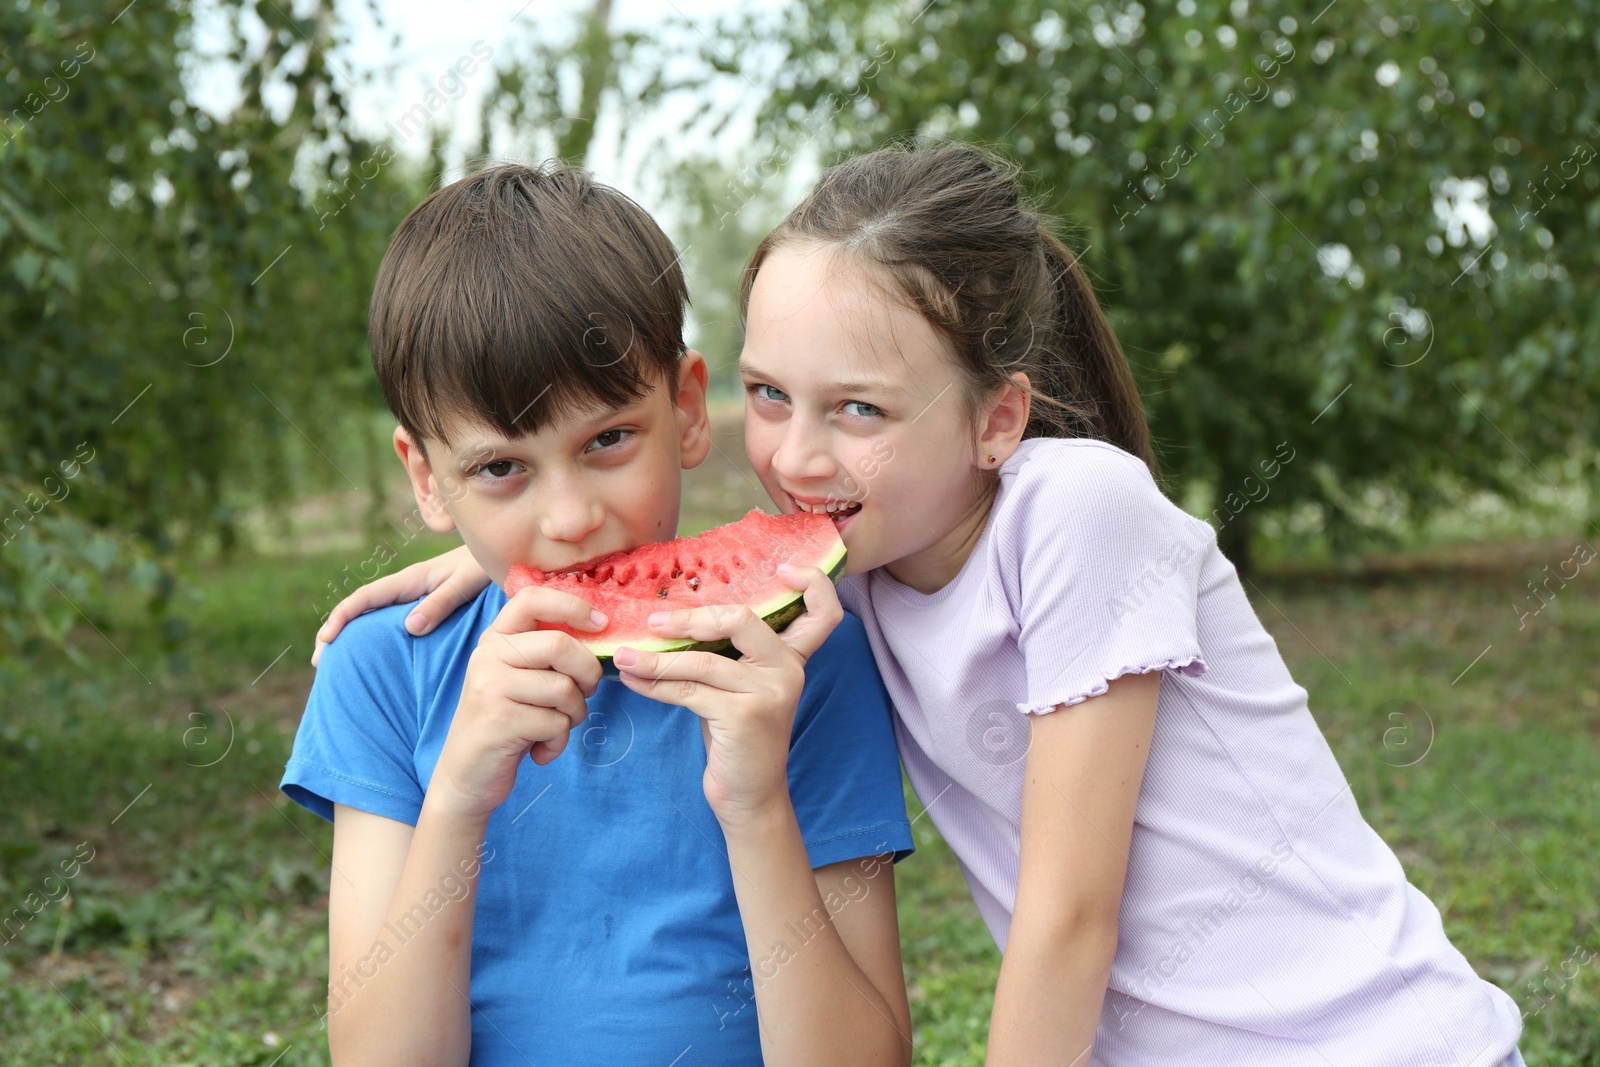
top-left (476, 459), bottom-right (522, 480)
top-left (841, 400), bottom-right (885, 419)
top-left (750, 384), bottom-right (789, 403)
top-left (587, 428), bottom-right (630, 451)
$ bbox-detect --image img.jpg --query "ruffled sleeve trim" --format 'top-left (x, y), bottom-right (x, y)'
top-left (1017, 654), bottom-right (1206, 716)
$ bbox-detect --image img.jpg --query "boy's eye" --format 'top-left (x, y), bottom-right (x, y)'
top-left (841, 400), bottom-right (885, 418)
top-left (477, 459), bottom-right (521, 479)
top-left (750, 384), bottom-right (789, 403)
top-left (586, 428), bottom-right (630, 451)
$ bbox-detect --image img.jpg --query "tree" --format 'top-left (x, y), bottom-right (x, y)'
top-left (694, 0), bottom-right (1600, 566)
top-left (665, 154), bottom-right (793, 389)
top-left (473, 3), bottom-right (785, 392)
top-left (1, 0), bottom-right (411, 653)
top-left (476, 0), bottom-right (626, 165)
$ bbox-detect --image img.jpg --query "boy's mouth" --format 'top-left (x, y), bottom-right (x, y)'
top-left (788, 494), bottom-right (863, 529)
top-left (545, 549), bottom-right (627, 576)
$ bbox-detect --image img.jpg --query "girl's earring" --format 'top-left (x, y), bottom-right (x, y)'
top-left (987, 454), bottom-right (996, 465)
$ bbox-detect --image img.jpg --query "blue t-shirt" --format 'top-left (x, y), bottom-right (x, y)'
top-left (281, 583), bottom-right (912, 1067)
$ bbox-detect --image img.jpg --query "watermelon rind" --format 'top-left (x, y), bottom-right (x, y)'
top-left (593, 535), bottom-right (847, 676)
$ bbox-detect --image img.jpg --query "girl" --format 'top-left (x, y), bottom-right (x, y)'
top-left (314, 143), bottom-right (1525, 1067)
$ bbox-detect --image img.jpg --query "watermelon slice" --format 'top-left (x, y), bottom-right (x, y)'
top-left (503, 509), bottom-right (846, 673)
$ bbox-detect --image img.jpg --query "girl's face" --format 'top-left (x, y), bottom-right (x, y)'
top-left (740, 244), bottom-right (1000, 593)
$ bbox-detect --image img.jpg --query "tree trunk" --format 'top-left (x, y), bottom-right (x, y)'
top-left (1218, 500), bottom-right (1253, 577)
top-left (556, 0), bottom-right (614, 164)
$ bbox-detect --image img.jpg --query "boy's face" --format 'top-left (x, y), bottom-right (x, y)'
top-left (395, 354), bottom-right (713, 586)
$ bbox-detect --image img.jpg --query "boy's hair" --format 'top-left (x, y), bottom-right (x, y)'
top-left (370, 162), bottom-right (688, 450)
top-left (740, 141), bottom-right (1153, 472)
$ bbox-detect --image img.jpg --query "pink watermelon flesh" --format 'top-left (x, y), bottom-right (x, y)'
top-left (503, 509), bottom-right (847, 670)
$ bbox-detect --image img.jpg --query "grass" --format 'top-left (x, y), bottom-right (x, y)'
top-left (2, 429), bottom-right (1598, 1063)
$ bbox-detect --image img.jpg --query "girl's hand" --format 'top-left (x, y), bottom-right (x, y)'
top-left (313, 544), bottom-right (490, 665)
top-left (426, 587), bottom-right (606, 821)
top-left (612, 565), bottom-right (843, 826)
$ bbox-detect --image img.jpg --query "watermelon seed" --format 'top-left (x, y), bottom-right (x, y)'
top-left (687, 577), bottom-right (700, 590)
top-left (656, 588), bottom-right (668, 598)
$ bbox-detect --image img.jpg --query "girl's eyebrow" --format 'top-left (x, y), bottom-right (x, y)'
top-left (832, 378), bottom-right (896, 394)
top-left (738, 359), bottom-right (895, 394)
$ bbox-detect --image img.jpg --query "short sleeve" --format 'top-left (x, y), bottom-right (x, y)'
top-left (280, 603), bottom-right (427, 825)
top-left (785, 612), bottom-right (915, 869)
top-left (1000, 440), bottom-right (1209, 715)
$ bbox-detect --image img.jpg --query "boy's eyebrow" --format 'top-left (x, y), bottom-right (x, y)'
top-left (448, 395), bottom-right (655, 462)
top-left (451, 437), bottom-right (512, 465)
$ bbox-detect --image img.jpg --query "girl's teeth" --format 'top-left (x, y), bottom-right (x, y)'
top-left (797, 499), bottom-right (859, 514)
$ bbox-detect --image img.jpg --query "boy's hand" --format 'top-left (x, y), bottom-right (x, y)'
top-left (313, 544), bottom-right (490, 666)
top-left (612, 565), bottom-right (843, 826)
top-left (427, 587), bottom-right (606, 820)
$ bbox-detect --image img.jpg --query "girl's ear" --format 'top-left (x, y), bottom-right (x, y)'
top-left (393, 426), bottom-right (458, 534)
top-left (977, 372), bottom-right (1031, 469)
top-left (675, 350), bottom-right (714, 470)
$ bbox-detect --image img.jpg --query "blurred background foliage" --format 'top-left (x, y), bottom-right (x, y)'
top-left (3, 0), bottom-right (429, 657)
top-left (690, 0), bottom-right (1600, 569)
top-left (3, 2), bottom-right (1598, 1062)
top-left (4, 0), bottom-right (1597, 660)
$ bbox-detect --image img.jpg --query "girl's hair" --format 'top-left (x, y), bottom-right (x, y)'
top-left (740, 142), bottom-right (1153, 471)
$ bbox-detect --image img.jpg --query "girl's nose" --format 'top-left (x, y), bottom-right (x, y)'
top-left (770, 418), bottom-right (837, 483)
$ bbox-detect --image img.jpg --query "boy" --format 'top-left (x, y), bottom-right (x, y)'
top-left (281, 163), bottom-right (914, 1067)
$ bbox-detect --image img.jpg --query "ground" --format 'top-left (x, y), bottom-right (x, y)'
top-left (2, 411), bottom-right (1596, 1064)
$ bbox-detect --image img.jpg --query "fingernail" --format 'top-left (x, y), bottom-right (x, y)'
top-left (647, 612), bottom-right (670, 627)
top-left (613, 647), bottom-right (638, 668)
top-left (777, 562), bottom-right (796, 573)
top-left (406, 611), bottom-right (430, 636)
top-left (589, 610), bottom-right (608, 630)
top-left (311, 641), bottom-right (325, 667)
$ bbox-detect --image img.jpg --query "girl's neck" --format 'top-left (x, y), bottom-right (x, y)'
top-left (883, 478), bottom-right (999, 595)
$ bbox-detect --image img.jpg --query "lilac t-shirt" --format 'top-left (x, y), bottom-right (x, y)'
top-left (843, 437), bottom-right (1522, 1067)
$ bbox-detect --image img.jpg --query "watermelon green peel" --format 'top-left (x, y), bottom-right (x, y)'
top-left (503, 510), bottom-right (847, 675)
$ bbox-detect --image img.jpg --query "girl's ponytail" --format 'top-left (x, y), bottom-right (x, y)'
top-left (1038, 231), bottom-right (1153, 470)
top-left (743, 141), bottom-right (1155, 475)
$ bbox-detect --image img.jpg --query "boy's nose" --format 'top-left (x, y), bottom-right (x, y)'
top-left (538, 489), bottom-right (605, 544)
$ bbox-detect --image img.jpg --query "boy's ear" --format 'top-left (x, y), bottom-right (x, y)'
top-left (675, 350), bottom-right (713, 471)
top-left (976, 372), bottom-right (1031, 469)
top-left (393, 426), bottom-right (459, 534)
